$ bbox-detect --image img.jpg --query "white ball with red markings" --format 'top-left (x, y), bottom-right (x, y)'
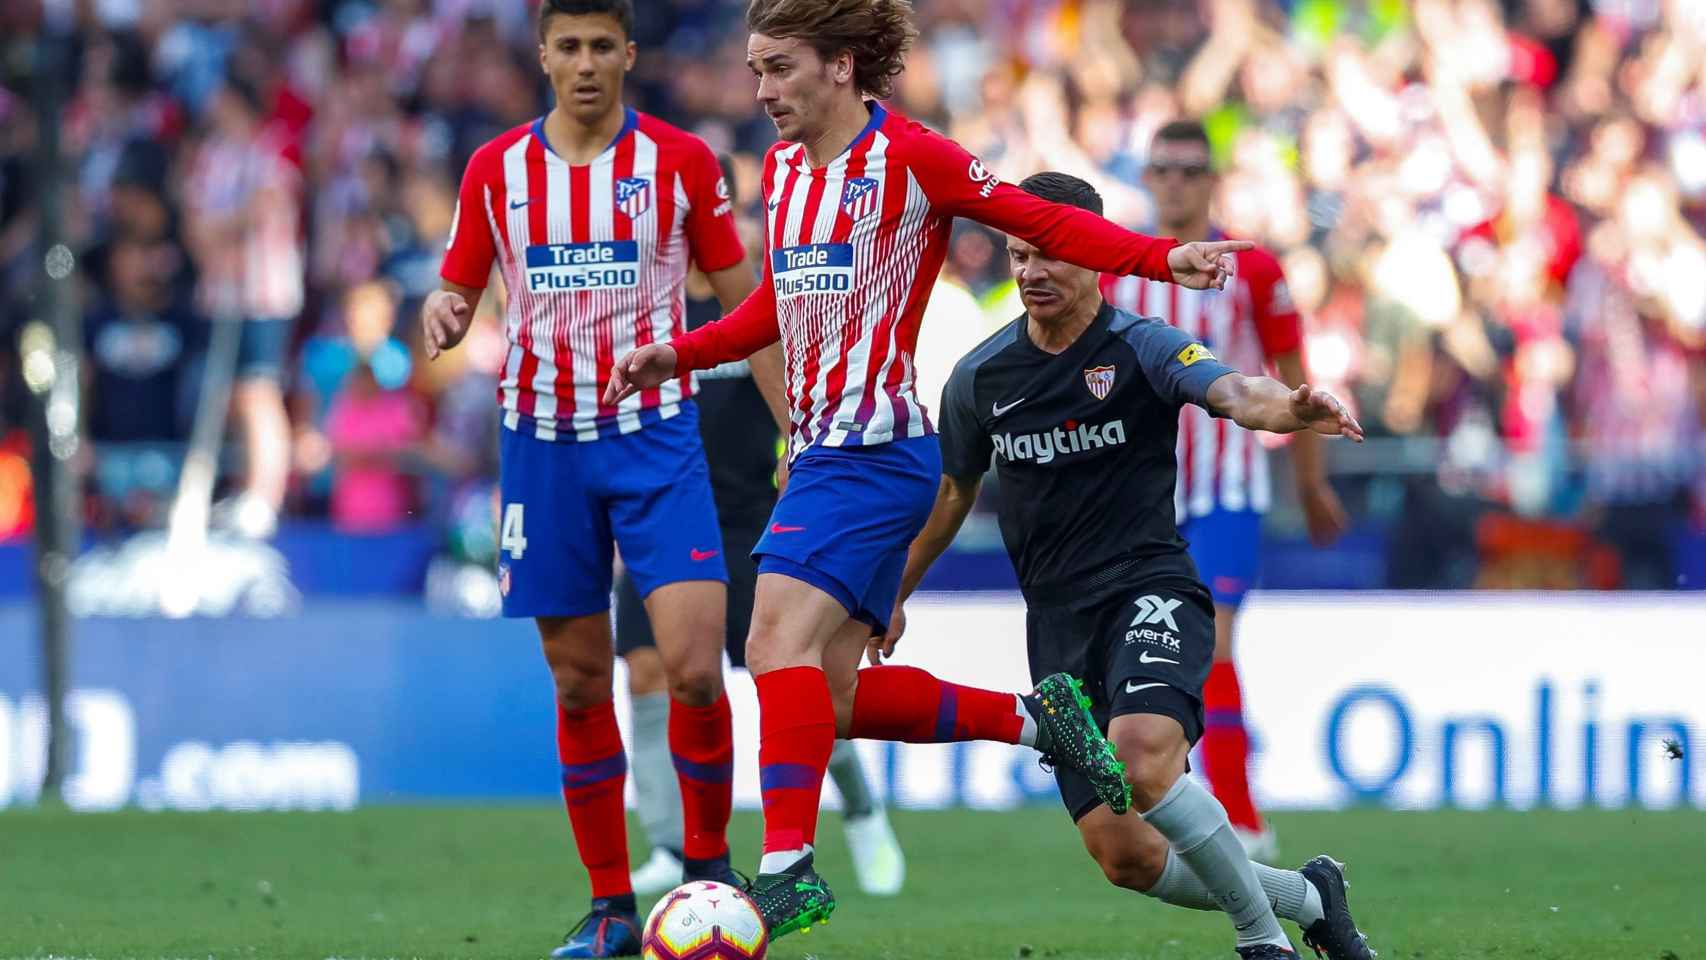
top-left (641, 880), bottom-right (768, 960)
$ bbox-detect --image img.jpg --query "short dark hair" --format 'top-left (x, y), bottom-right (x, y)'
top-left (746, 0), bottom-right (918, 100)
top-left (538, 0), bottom-right (634, 42)
top-left (1017, 171), bottom-right (1103, 217)
top-left (1152, 119), bottom-right (1211, 152)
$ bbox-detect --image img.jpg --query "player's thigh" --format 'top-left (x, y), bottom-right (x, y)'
top-left (602, 410), bottom-right (729, 607)
top-left (536, 612), bottom-right (617, 710)
top-left (497, 427), bottom-right (614, 618)
top-left (643, 579), bottom-right (727, 706)
top-left (745, 571), bottom-right (858, 675)
top-left (1075, 800), bottom-right (1172, 891)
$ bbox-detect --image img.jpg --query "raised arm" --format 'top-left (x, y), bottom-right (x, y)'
top-left (903, 123), bottom-right (1251, 288)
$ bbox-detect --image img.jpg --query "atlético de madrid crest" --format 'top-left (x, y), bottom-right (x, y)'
top-left (841, 177), bottom-right (880, 219)
top-left (616, 177), bottom-right (652, 218)
top-left (1084, 364), bottom-right (1116, 400)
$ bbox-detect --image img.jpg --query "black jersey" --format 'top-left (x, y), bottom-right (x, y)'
top-left (687, 295), bottom-right (778, 529)
top-left (937, 302), bottom-right (1238, 603)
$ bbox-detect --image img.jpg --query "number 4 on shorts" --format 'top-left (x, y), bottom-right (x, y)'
top-left (501, 503), bottom-right (529, 560)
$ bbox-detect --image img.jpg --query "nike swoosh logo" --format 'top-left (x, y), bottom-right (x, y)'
top-left (508, 198), bottom-right (538, 209)
top-left (769, 523), bottom-right (805, 534)
top-left (991, 398), bottom-right (1026, 417)
top-left (690, 549), bottom-right (719, 562)
top-left (1137, 651), bottom-right (1179, 665)
top-left (767, 200), bottom-right (780, 211)
top-left (1124, 681), bottom-right (1167, 694)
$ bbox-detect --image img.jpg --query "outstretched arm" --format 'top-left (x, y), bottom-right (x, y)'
top-left (873, 473), bottom-right (984, 665)
top-left (1203, 374), bottom-right (1365, 441)
top-left (905, 124), bottom-right (1251, 288)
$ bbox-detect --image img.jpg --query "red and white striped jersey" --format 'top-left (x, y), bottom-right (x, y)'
top-left (1101, 243), bottom-right (1303, 520)
top-left (441, 110), bottom-right (743, 441)
top-left (670, 105), bottom-right (1179, 455)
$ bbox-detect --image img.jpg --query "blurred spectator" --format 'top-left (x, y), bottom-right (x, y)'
top-left (181, 69), bottom-right (304, 540)
top-left (0, 0), bottom-right (1702, 585)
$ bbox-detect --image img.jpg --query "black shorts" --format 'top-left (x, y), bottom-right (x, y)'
top-left (615, 520), bottom-right (763, 669)
top-left (1026, 575), bottom-right (1215, 821)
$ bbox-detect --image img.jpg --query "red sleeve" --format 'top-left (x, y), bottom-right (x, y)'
top-left (1243, 249), bottom-right (1303, 359)
top-left (899, 121), bottom-right (1178, 281)
top-left (670, 261), bottom-right (779, 372)
top-left (440, 148), bottom-right (497, 289)
top-left (681, 137), bottom-right (745, 274)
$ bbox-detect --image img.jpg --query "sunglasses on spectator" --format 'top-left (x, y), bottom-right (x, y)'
top-left (1147, 163), bottom-right (1212, 178)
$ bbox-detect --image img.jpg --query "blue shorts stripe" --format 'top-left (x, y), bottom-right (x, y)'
top-left (671, 754), bottom-right (734, 785)
top-left (561, 754), bottom-right (627, 789)
top-left (933, 684), bottom-right (959, 741)
top-left (759, 762), bottom-right (821, 792)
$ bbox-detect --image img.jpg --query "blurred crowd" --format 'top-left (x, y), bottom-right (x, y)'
top-left (2, 0), bottom-right (1705, 588)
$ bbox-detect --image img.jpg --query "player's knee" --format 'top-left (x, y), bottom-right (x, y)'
top-left (1084, 830), bottom-right (1164, 892)
top-left (665, 660), bottom-right (722, 707)
top-left (539, 625), bottom-right (615, 709)
top-left (1112, 721), bottom-right (1189, 813)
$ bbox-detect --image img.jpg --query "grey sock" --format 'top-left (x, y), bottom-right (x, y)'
top-left (1142, 776), bottom-right (1290, 948)
top-left (827, 740), bottom-right (877, 819)
top-left (629, 692), bottom-right (683, 853)
top-left (1146, 849), bottom-right (1324, 927)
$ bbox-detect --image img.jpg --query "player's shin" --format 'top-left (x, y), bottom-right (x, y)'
top-left (1142, 773), bottom-right (1290, 950)
top-left (669, 693), bottom-right (735, 865)
top-left (845, 665), bottom-right (1036, 746)
top-left (1145, 849), bottom-right (1324, 929)
top-left (755, 666), bottom-right (836, 872)
top-left (556, 701), bottom-right (635, 906)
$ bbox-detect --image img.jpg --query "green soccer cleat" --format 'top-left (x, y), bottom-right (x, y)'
top-left (1025, 673), bottom-right (1133, 815)
top-left (746, 851), bottom-right (836, 940)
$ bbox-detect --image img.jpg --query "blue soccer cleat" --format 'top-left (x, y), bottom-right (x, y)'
top-left (550, 898), bottom-right (641, 958)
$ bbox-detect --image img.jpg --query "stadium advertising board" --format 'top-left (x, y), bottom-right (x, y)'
top-left (0, 595), bottom-right (1698, 811)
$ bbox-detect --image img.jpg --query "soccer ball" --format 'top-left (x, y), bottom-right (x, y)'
top-left (641, 880), bottom-right (768, 959)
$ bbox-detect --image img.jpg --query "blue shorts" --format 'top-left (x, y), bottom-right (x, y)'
top-left (754, 437), bottom-right (941, 632)
top-left (1179, 508), bottom-right (1262, 608)
top-left (497, 403), bottom-right (726, 618)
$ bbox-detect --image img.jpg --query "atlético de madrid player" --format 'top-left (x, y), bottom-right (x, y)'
top-left (421, 2), bottom-right (783, 956)
top-left (606, 0), bottom-right (1254, 940)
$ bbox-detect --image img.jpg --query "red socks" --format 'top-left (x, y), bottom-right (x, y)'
top-left (1202, 660), bottom-right (1263, 832)
top-left (556, 701), bottom-right (633, 900)
top-left (847, 665), bottom-right (1025, 744)
top-left (669, 693), bottom-right (734, 861)
top-left (754, 666), bottom-right (836, 855)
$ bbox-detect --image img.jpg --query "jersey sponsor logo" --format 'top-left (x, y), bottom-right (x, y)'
top-left (524, 241), bottom-right (640, 292)
top-left (1083, 364), bottom-right (1116, 400)
top-left (1124, 626), bottom-right (1180, 650)
top-left (616, 176), bottom-right (652, 218)
top-left (771, 243), bottom-right (854, 299)
top-left (841, 177), bottom-right (881, 220)
top-left (1176, 343), bottom-right (1215, 367)
top-left (990, 419), bottom-right (1127, 465)
top-left (967, 157), bottom-right (1000, 198)
top-left (716, 177), bottom-right (731, 201)
top-left (1130, 594), bottom-right (1182, 630)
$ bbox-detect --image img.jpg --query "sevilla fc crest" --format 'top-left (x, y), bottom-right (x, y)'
top-left (616, 177), bottom-right (652, 218)
top-left (841, 177), bottom-right (880, 220)
top-left (1084, 364), bottom-right (1116, 400)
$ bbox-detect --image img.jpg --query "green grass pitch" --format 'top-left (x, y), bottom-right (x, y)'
top-left (2, 806), bottom-right (1701, 959)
